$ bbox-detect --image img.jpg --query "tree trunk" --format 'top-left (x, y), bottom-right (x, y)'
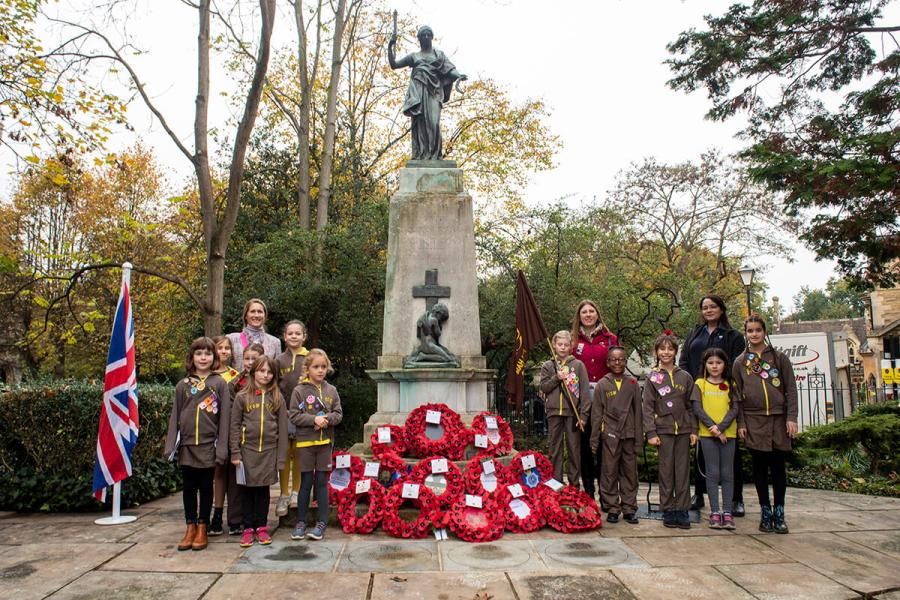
top-left (204, 254), bottom-right (225, 336)
top-left (316, 0), bottom-right (347, 232)
top-left (294, 0), bottom-right (318, 229)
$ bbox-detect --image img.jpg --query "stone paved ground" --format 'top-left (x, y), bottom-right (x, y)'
top-left (2, 485), bottom-right (899, 599)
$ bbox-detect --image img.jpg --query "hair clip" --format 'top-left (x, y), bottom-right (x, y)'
top-left (663, 329), bottom-right (673, 336)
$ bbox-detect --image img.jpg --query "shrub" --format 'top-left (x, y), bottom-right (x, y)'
top-left (802, 411), bottom-right (900, 475)
top-left (0, 380), bottom-right (179, 512)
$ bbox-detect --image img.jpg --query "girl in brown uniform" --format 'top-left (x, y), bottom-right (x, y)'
top-left (591, 346), bottom-right (643, 524)
top-left (164, 337), bottom-right (231, 551)
top-left (274, 320), bottom-right (309, 517)
top-left (733, 314), bottom-right (798, 534)
top-left (230, 356), bottom-right (288, 547)
top-left (289, 349), bottom-right (343, 541)
top-left (643, 331), bottom-right (697, 529)
top-left (209, 335), bottom-right (242, 536)
top-left (539, 330), bottom-right (590, 486)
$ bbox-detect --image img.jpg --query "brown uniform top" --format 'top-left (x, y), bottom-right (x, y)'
top-left (539, 355), bottom-right (591, 418)
top-left (229, 389), bottom-right (288, 470)
top-left (164, 373), bottom-right (231, 466)
top-left (732, 347), bottom-right (798, 425)
top-left (276, 348), bottom-right (308, 401)
top-left (642, 366), bottom-right (697, 437)
top-left (289, 379), bottom-right (343, 446)
top-left (591, 374), bottom-right (643, 450)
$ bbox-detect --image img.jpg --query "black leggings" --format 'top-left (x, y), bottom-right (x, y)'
top-left (240, 485), bottom-right (270, 529)
top-left (749, 449), bottom-right (787, 507)
top-left (182, 466), bottom-right (214, 525)
top-left (580, 423), bottom-right (601, 495)
top-left (297, 470), bottom-right (328, 524)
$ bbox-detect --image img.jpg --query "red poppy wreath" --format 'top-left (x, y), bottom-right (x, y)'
top-left (464, 455), bottom-right (510, 498)
top-left (337, 479), bottom-right (386, 534)
top-left (373, 449), bottom-right (411, 487)
top-left (543, 485), bottom-right (602, 533)
top-left (405, 403), bottom-right (466, 459)
top-left (448, 493), bottom-right (506, 543)
top-left (508, 451), bottom-right (555, 494)
top-left (382, 483), bottom-right (439, 539)
top-left (468, 412), bottom-right (514, 456)
top-left (370, 424), bottom-right (409, 458)
top-left (497, 488), bottom-right (546, 533)
top-left (328, 450), bottom-right (364, 503)
top-left (409, 455), bottom-right (465, 510)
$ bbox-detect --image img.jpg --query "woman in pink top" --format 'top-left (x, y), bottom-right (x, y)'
top-left (569, 299), bottom-right (618, 497)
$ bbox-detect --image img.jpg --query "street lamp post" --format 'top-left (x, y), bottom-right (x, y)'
top-left (739, 265), bottom-right (755, 315)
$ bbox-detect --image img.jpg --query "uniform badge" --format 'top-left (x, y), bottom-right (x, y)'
top-left (306, 394), bottom-right (316, 404)
top-left (659, 385), bottom-right (672, 396)
top-left (650, 371), bottom-right (665, 384)
top-left (666, 400), bottom-right (674, 408)
top-left (772, 377), bottom-right (781, 387)
top-left (752, 363), bottom-right (762, 374)
top-left (524, 468), bottom-right (540, 489)
top-left (770, 368), bottom-right (779, 377)
top-left (761, 362), bottom-right (771, 371)
top-left (760, 371), bottom-right (769, 379)
top-left (746, 353), bottom-right (756, 360)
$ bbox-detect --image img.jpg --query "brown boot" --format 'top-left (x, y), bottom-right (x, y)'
top-left (177, 523), bottom-right (197, 551)
top-left (192, 523), bottom-right (209, 551)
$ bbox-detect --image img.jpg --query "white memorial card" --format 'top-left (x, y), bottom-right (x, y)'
top-left (377, 427), bottom-right (392, 443)
top-left (355, 479), bottom-right (371, 494)
top-left (520, 454), bottom-right (536, 470)
top-left (507, 483), bottom-right (524, 498)
top-left (481, 459), bottom-right (495, 474)
top-left (474, 434), bottom-right (488, 448)
top-left (484, 416), bottom-right (498, 430)
top-left (509, 498), bottom-right (531, 519)
top-left (465, 494), bottom-right (483, 508)
top-left (364, 462), bottom-right (381, 478)
top-left (335, 454), bottom-right (351, 469)
top-left (425, 409), bottom-right (442, 424)
top-left (431, 458), bottom-right (449, 474)
top-left (544, 478), bottom-right (564, 492)
top-left (402, 483), bottom-right (420, 499)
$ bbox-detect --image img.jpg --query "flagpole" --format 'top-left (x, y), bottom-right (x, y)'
top-left (545, 338), bottom-right (585, 432)
top-left (95, 262), bottom-right (138, 526)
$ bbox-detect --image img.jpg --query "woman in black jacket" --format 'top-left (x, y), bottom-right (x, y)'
top-left (678, 294), bottom-right (746, 516)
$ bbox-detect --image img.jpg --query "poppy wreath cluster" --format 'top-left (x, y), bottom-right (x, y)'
top-left (370, 424), bottom-right (408, 458)
top-left (497, 488), bottom-right (546, 533)
top-left (405, 403), bottom-right (466, 459)
top-left (328, 451), bottom-right (364, 503)
top-left (543, 485), bottom-right (602, 533)
top-left (508, 451), bottom-right (555, 494)
top-left (381, 483), bottom-right (440, 539)
top-left (469, 412), bottom-right (514, 456)
top-left (336, 479), bottom-right (386, 534)
top-left (463, 455), bottom-right (510, 498)
top-left (448, 493), bottom-right (506, 542)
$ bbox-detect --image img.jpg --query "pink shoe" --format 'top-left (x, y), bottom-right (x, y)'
top-left (708, 513), bottom-right (722, 529)
top-left (256, 526), bottom-right (272, 545)
top-left (239, 528), bottom-right (255, 547)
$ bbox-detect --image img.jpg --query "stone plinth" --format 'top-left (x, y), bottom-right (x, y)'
top-left (357, 164), bottom-right (496, 455)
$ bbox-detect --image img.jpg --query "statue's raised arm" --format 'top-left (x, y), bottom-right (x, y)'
top-left (387, 23), bottom-right (466, 162)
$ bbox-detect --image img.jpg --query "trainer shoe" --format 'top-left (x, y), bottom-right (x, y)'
top-left (606, 512), bottom-right (620, 524)
top-left (239, 528), bottom-right (254, 548)
top-left (208, 511), bottom-right (224, 536)
top-left (228, 523), bottom-right (242, 536)
top-left (275, 495), bottom-right (290, 517)
top-left (708, 512), bottom-right (722, 529)
top-left (676, 510), bottom-right (691, 529)
top-left (256, 526), bottom-right (272, 545)
top-left (624, 513), bottom-right (639, 524)
top-left (289, 491), bottom-right (299, 508)
top-left (291, 521), bottom-right (308, 540)
top-left (307, 521), bottom-right (326, 540)
top-left (722, 513), bottom-right (736, 530)
top-left (662, 511), bottom-right (677, 528)
top-left (732, 500), bottom-right (745, 517)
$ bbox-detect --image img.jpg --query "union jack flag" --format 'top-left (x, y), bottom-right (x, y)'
top-left (92, 275), bottom-right (139, 502)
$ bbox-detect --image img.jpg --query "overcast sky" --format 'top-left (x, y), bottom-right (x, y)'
top-left (8, 0), bottom-right (895, 312)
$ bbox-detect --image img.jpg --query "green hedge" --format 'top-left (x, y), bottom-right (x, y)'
top-left (0, 380), bottom-right (179, 512)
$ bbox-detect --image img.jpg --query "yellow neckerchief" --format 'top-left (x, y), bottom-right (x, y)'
top-left (290, 346), bottom-right (309, 371)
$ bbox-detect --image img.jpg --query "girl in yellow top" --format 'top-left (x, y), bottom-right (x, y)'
top-left (691, 347), bottom-right (740, 530)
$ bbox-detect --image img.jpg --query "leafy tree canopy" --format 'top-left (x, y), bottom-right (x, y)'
top-left (667, 0), bottom-right (899, 288)
top-left (787, 276), bottom-right (867, 321)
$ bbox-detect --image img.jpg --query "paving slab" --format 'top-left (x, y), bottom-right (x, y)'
top-left (205, 573), bottom-right (370, 600)
top-left (119, 519), bottom-right (270, 544)
top-left (598, 518), bottom-right (733, 537)
top-left (371, 571), bottom-right (515, 600)
top-left (338, 540), bottom-right (440, 572)
top-left (818, 509), bottom-right (900, 531)
top-left (623, 534), bottom-right (785, 566)
top-left (716, 562), bottom-right (857, 600)
top-left (100, 541), bottom-right (246, 573)
top-left (874, 592), bottom-right (900, 600)
top-left (815, 492), bottom-right (900, 511)
top-left (835, 530), bottom-right (900, 560)
top-left (0, 542), bottom-right (131, 600)
top-left (532, 537), bottom-right (648, 568)
top-left (439, 539), bottom-right (545, 572)
top-left (613, 566), bottom-right (754, 600)
top-left (508, 570), bottom-right (635, 600)
top-left (47, 570), bottom-right (219, 599)
top-left (754, 532), bottom-right (900, 594)
top-left (0, 520), bottom-right (153, 544)
top-left (229, 540), bottom-right (343, 572)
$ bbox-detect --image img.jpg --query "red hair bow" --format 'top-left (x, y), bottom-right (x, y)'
top-left (663, 329), bottom-right (673, 336)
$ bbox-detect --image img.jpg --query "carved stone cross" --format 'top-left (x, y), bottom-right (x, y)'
top-left (412, 269), bottom-right (451, 310)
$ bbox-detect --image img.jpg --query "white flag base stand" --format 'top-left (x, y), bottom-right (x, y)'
top-left (94, 481), bottom-right (137, 525)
